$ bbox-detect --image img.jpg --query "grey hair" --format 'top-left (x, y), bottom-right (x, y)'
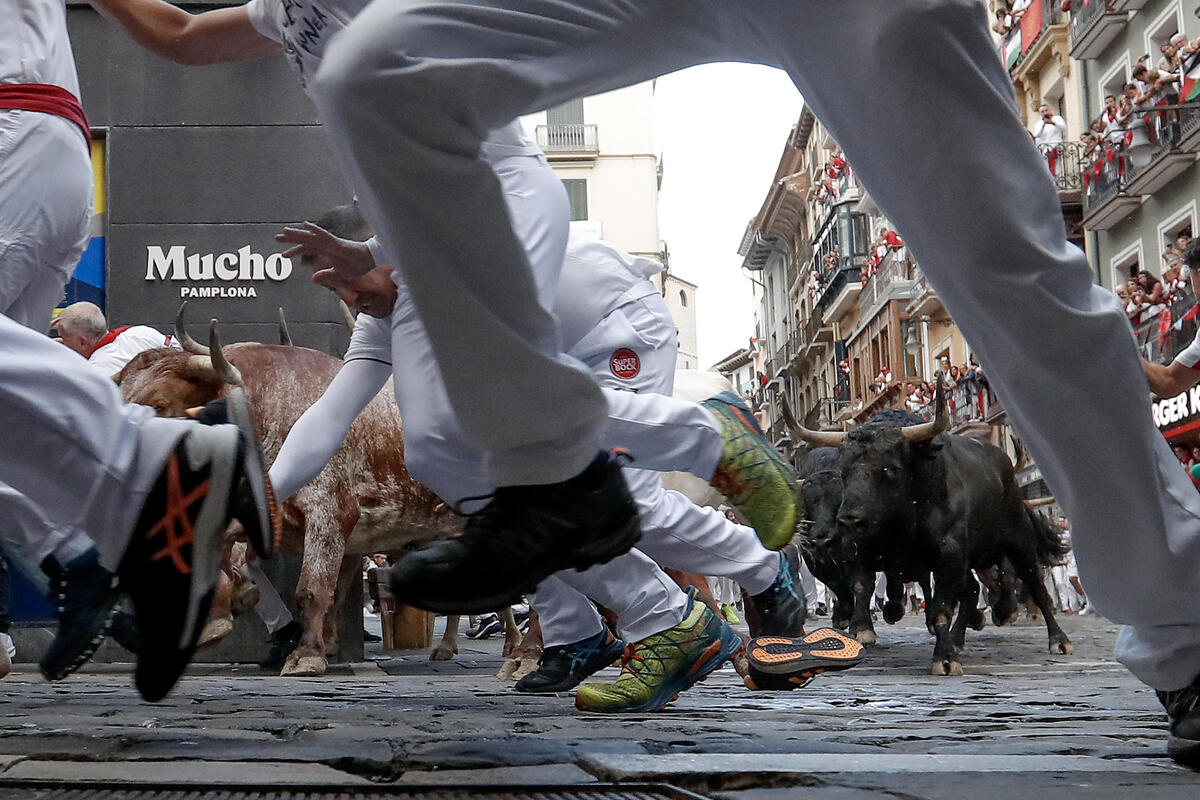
top-left (57, 301), bottom-right (107, 342)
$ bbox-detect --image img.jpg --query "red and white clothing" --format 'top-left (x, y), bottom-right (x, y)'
top-left (87, 325), bottom-right (181, 376)
top-left (1, 0), bottom-right (93, 333)
top-left (1173, 323), bottom-right (1200, 369)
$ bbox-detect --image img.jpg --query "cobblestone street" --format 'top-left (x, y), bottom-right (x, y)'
top-left (2, 611), bottom-right (1198, 797)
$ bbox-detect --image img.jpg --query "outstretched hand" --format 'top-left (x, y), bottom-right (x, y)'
top-left (276, 221), bottom-right (376, 284)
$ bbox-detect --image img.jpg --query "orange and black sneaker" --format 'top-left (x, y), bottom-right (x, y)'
top-left (118, 387), bottom-right (273, 702)
top-left (744, 628), bottom-right (865, 691)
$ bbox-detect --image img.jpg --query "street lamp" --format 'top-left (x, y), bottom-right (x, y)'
top-left (904, 324), bottom-right (921, 356)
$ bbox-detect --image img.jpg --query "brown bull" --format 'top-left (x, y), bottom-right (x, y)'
top-left (115, 327), bottom-right (459, 675)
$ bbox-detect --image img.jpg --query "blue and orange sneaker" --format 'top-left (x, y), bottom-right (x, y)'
top-left (515, 628), bottom-right (625, 693)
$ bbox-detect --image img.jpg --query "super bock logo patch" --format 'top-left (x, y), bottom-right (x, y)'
top-left (610, 348), bottom-right (641, 379)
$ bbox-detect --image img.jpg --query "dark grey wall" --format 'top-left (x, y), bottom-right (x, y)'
top-left (67, 4), bottom-right (354, 353)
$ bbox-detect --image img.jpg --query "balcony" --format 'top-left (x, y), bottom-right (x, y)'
top-left (1135, 290), bottom-right (1199, 366)
top-left (535, 123), bottom-right (599, 157)
top-left (1108, 0), bottom-right (1148, 10)
top-left (1123, 105), bottom-right (1200, 196)
top-left (856, 250), bottom-right (916, 321)
top-left (1036, 141), bottom-right (1086, 197)
top-left (1069, 0), bottom-right (1128, 61)
top-left (1005, 0), bottom-right (1069, 77)
top-left (906, 265), bottom-right (942, 318)
top-left (768, 417), bottom-right (792, 451)
top-left (816, 263), bottom-right (864, 318)
top-left (803, 397), bottom-right (851, 430)
top-left (1081, 151), bottom-right (1144, 231)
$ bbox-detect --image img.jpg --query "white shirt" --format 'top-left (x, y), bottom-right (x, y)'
top-left (242, 0), bottom-right (539, 156)
top-left (88, 326), bottom-right (181, 376)
top-left (1, 0), bottom-right (81, 95)
top-left (1174, 321), bottom-right (1200, 369)
top-left (345, 230), bottom-right (662, 364)
top-left (1032, 115), bottom-right (1067, 147)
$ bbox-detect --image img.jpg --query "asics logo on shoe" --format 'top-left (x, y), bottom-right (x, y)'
top-left (146, 455), bottom-right (207, 575)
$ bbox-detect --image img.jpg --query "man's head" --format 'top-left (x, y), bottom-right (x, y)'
top-left (307, 204), bottom-right (398, 318)
top-left (1039, 103), bottom-right (1052, 117)
top-left (56, 301), bottom-right (108, 357)
top-left (1124, 82), bottom-right (1140, 98)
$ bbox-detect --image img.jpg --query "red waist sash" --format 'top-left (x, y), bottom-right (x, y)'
top-left (0, 83), bottom-right (90, 146)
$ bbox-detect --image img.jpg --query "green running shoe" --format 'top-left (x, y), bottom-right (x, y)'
top-left (574, 591), bottom-right (741, 713)
top-left (721, 604), bottom-right (741, 625)
top-left (702, 391), bottom-right (801, 550)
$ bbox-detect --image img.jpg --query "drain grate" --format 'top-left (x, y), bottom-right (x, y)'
top-left (0, 783), bottom-right (710, 800)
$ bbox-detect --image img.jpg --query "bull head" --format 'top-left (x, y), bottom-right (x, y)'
top-left (278, 307), bottom-right (293, 346)
top-left (898, 371), bottom-right (949, 442)
top-left (780, 393), bottom-right (845, 447)
top-left (339, 299), bottom-right (357, 330)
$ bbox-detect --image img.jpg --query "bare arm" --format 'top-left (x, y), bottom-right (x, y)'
top-left (1144, 359), bottom-right (1199, 398)
top-left (89, 0), bottom-right (278, 66)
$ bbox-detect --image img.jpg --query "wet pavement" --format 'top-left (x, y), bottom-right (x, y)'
top-left (1, 610), bottom-right (1198, 798)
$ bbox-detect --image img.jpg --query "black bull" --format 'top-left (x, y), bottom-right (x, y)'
top-left (787, 390), bottom-right (1072, 676)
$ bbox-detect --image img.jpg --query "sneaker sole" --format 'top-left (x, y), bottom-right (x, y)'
top-left (745, 629), bottom-right (865, 690)
top-left (224, 389), bottom-right (279, 560)
top-left (577, 622), bottom-right (742, 713)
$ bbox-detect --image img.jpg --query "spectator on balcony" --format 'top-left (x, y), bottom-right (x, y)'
top-left (1164, 261), bottom-right (1189, 303)
top-left (1136, 270), bottom-right (1167, 317)
top-left (1032, 104), bottom-right (1067, 147)
top-left (905, 382), bottom-right (924, 412)
top-left (992, 6), bottom-right (1014, 36)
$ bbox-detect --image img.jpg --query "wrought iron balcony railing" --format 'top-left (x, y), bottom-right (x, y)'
top-left (535, 123), bottom-right (599, 153)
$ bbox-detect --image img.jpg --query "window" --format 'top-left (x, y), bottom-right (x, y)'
top-left (679, 290), bottom-right (688, 307)
top-left (547, 99), bottom-right (585, 126)
top-left (561, 178), bottom-right (588, 221)
top-left (1110, 239), bottom-right (1143, 288)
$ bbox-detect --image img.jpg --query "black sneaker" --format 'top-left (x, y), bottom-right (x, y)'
top-left (118, 387), bottom-right (273, 702)
top-left (108, 599), bottom-right (142, 655)
top-left (745, 629), bottom-right (865, 691)
top-left (389, 451), bottom-right (641, 614)
top-left (466, 614), bottom-right (502, 640)
top-left (189, 395), bottom-right (279, 560)
top-left (514, 628), bottom-right (624, 694)
top-left (741, 546), bottom-right (807, 638)
top-left (362, 628), bottom-right (383, 643)
top-left (259, 620), bottom-right (303, 670)
top-left (39, 550), bottom-right (119, 681)
top-left (1157, 676), bottom-right (1200, 768)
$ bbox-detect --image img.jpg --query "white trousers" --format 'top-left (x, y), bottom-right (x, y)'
top-left (0, 314), bottom-right (187, 574)
top-left (314, 0), bottom-right (1200, 691)
top-left (0, 110), bottom-right (101, 580)
top-left (0, 111), bottom-right (92, 331)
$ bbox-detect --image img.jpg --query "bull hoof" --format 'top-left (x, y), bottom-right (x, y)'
top-left (512, 658), bottom-right (539, 681)
top-left (883, 602), bottom-right (904, 625)
top-left (496, 658), bottom-right (519, 681)
top-left (970, 609), bottom-right (986, 631)
top-left (855, 629), bottom-right (878, 647)
top-left (197, 616), bottom-right (233, 649)
top-left (1050, 638), bottom-right (1075, 655)
top-left (832, 616), bottom-right (850, 631)
top-left (730, 647), bottom-right (750, 678)
top-left (931, 660), bottom-right (964, 677)
top-left (429, 644), bottom-right (457, 661)
top-left (281, 655), bottom-right (327, 677)
top-left (230, 584), bottom-right (261, 615)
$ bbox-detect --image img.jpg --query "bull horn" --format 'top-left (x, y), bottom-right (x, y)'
top-left (338, 299), bottom-right (357, 330)
top-left (780, 392), bottom-right (845, 447)
top-left (277, 307), bottom-right (293, 346)
top-left (1026, 497), bottom-right (1056, 508)
top-left (900, 371), bottom-right (949, 442)
top-left (175, 301), bottom-right (209, 355)
top-left (209, 320), bottom-right (243, 386)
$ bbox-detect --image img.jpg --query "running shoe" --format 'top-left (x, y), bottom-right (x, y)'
top-left (745, 628), bottom-right (865, 691)
top-left (1158, 674), bottom-right (1200, 768)
top-left (515, 628), bottom-right (624, 694)
top-left (574, 591), bottom-right (740, 713)
top-left (38, 549), bottom-right (119, 681)
top-left (702, 392), bottom-right (800, 550)
top-left (119, 387), bottom-right (273, 702)
top-left (721, 604), bottom-right (741, 625)
top-left (389, 451), bottom-right (641, 614)
top-left (260, 620), bottom-right (303, 671)
top-left (742, 547), bottom-right (807, 638)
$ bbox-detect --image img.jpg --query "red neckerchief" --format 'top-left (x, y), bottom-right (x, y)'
top-left (88, 326), bottom-right (132, 358)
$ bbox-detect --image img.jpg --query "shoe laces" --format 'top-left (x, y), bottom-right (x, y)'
top-left (614, 619), bottom-right (706, 691)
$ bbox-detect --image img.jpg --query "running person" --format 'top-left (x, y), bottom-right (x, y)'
top-left (273, 208), bottom-right (856, 711)
top-left (90, 0), bottom-right (801, 612)
top-left (306, 0), bottom-right (1200, 765)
